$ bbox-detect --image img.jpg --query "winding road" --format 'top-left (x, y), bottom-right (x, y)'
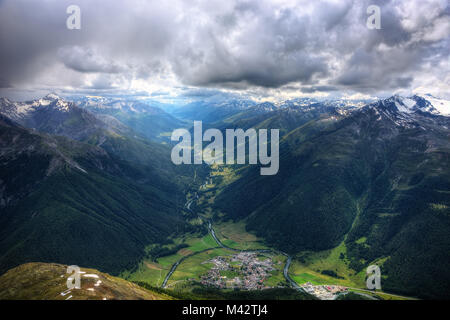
top-left (207, 220), bottom-right (303, 291)
top-left (157, 170), bottom-right (420, 300)
top-left (161, 260), bottom-right (181, 288)
top-left (161, 182), bottom-right (304, 294)
top-left (161, 184), bottom-right (408, 300)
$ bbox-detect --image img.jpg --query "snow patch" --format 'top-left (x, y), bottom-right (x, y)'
top-left (37, 99), bottom-right (51, 106)
top-left (426, 97), bottom-right (450, 116)
top-left (46, 93), bottom-right (60, 100)
top-left (15, 103), bottom-right (34, 115)
top-left (60, 289), bottom-right (71, 296)
top-left (402, 97), bottom-right (416, 108)
top-left (395, 101), bottom-right (412, 113)
top-left (395, 97), bottom-right (416, 113)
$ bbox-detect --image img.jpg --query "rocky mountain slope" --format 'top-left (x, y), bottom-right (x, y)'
top-left (0, 96), bottom-right (200, 275)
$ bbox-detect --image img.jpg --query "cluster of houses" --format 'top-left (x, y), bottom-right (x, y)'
top-left (199, 252), bottom-right (276, 290)
top-left (301, 282), bottom-right (348, 300)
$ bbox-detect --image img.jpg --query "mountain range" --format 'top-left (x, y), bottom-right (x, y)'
top-left (210, 94), bottom-right (450, 298)
top-left (68, 95), bottom-right (187, 142)
top-left (0, 93), bottom-right (449, 299)
top-left (0, 94), bottom-right (203, 275)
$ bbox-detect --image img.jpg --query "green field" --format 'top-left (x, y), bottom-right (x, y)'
top-left (121, 233), bottom-right (219, 287)
top-left (214, 220), bottom-right (269, 250)
top-left (288, 241), bottom-right (366, 288)
top-left (166, 249), bottom-right (287, 289)
top-left (123, 220), bottom-right (287, 290)
top-left (288, 242), bottom-right (413, 300)
top-left (263, 254), bottom-right (288, 287)
top-left (350, 288), bottom-right (415, 300)
top-left (183, 234), bottom-right (218, 253)
top-left (167, 248), bottom-right (232, 287)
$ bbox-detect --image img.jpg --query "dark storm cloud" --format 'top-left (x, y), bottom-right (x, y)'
top-left (0, 0), bottom-right (448, 96)
top-left (0, 77), bottom-right (11, 88)
top-left (300, 85), bottom-right (338, 93)
top-left (179, 88), bottom-right (226, 98)
top-left (58, 46), bottom-right (124, 74)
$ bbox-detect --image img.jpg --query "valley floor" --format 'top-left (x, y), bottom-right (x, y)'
top-left (121, 172), bottom-right (417, 300)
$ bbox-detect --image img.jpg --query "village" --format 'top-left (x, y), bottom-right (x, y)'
top-left (301, 282), bottom-right (348, 300)
top-left (199, 252), bottom-right (278, 290)
top-left (198, 251), bottom-right (350, 299)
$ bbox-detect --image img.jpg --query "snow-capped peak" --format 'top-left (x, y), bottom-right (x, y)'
top-left (383, 95), bottom-right (449, 117)
top-left (0, 95), bottom-right (73, 119)
top-left (32, 94), bottom-right (71, 112)
top-left (43, 93), bottom-right (62, 100)
top-left (392, 95), bottom-right (417, 114)
top-left (422, 94), bottom-right (450, 116)
top-left (252, 101), bottom-right (278, 112)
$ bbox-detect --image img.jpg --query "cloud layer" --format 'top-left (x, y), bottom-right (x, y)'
top-left (0, 0), bottom-right (448, 99)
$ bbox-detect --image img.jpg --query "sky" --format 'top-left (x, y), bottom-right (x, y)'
top-left (0, 0), bottom-right (449, 102)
